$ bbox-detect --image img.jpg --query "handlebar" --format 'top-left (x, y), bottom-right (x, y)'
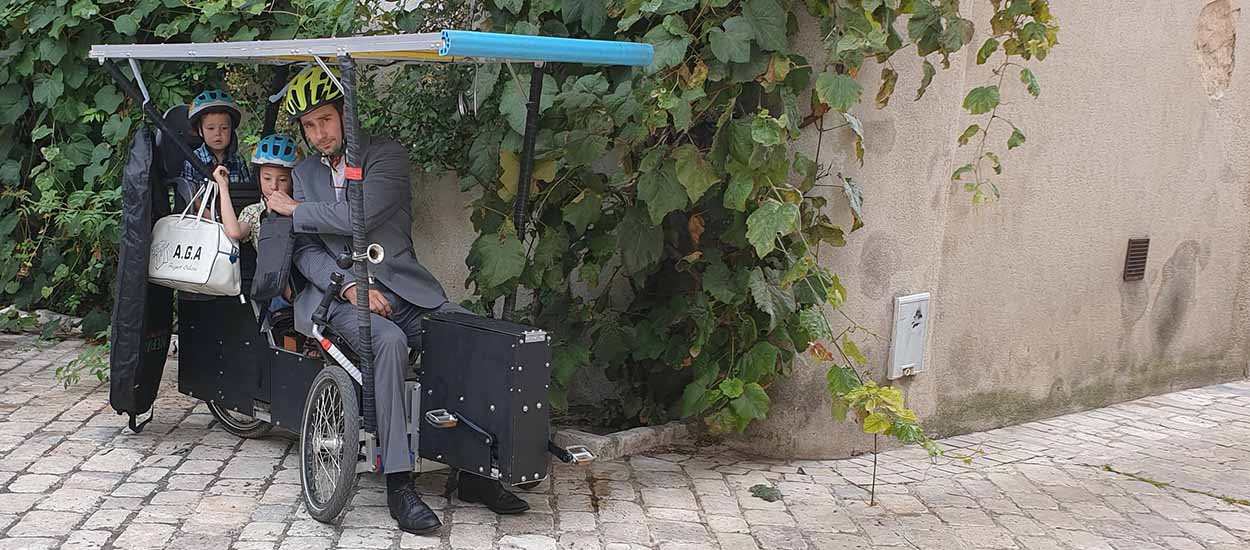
top-left (312, 272), bottom-right (345, 327)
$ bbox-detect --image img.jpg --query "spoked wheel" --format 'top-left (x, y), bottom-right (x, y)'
top-left (207, 402), bottom-right (272, 439)
top-left (300, 367), bottom-right (360, 523)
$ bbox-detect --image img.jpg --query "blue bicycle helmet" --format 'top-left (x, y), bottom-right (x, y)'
top-left (188, 89), bottom-right (243, 127)
top-left (251, 134), bottom-right (299, 168)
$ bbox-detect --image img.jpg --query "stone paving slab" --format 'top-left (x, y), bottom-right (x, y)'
top-left (0, 335), bottom-right (1248, 549)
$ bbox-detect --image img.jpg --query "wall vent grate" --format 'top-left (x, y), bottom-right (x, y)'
top-left (1123, 238), bottom-right (1150, 281)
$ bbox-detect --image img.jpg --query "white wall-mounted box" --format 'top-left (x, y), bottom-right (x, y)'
top-left (888, 293), bottom-right (930, 380)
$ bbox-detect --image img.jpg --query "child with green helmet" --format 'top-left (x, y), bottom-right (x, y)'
top-left (182, 88), bottom-right (251, 190)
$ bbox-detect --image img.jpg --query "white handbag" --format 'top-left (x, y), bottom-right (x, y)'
top-left (148, 182), bottom-right (242, 296)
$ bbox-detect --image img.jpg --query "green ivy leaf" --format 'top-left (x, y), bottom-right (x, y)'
top-left (562, 0), bottom-right (607, 35)
top-left (750, 114), bottom-right (785, 147)
top-left (709, 16), bottom-right (753, 64)
top-left (958, 124), bottom-right (980, 146)
top-left (723, 168), bottom-right (754, 212)
top-left (1006, 0), bottom-right (1033, 18)
top-left (1007, 127), bottom-right (1027, 150)
top-left (826, 365), bottom-right (862, 395)
top-left (71, 0), bottom-right (100, 18)
top-left (673, 145), bottom-right (719, 202)
top-left (680, 382), bottom-right (719, 417)
top-left (62, 62), bottom-right (88, 90)
top-left (842, 338), bottom-right (867, 365)
top-left (703, 259), bottom-right (743, 305)
top-left (562, 189), bottom-right (603, 235)
top-left (977, 37), bottom-right (999, 65)
top-left (814, 73), bottom-right (862, 113)
top-left (0, 85), bottom-right (28, 126)
top-left (0, 213), bottom-right (18, 236)
top-left (915, 59), bottom-right (936, 100)
top-left (37, 39), bottom-right (67, 65)
top-left (114, 14), bottom-right (139, 36)
top-left (32, 70), bottom-right (64, 107)
top-left (619, 205), bottom-right (664, 274)
top-left (1020, 68), bottom-right (1041, 97)
top-left (499, 72), bottom-right (557, 134)
top-left (495, 0), bottom-right (524, 15)
top-left (61, 137), bottom-right (94, 168)
top-left (862, 411), bottom-right (892, 434)
top-left (639, 162), bottom-right (688, 224)
top-left (469, 227), bottom-right (526, 288)
top-left (940, 18), bottom-right (974, 52)
top-left (743, 0), bottom-right (787, 52)
top-left (745, 200), bottom-right (798, 258)
top-left (644, 23), bottom-right (692, 73)
top-left (779, 255), bottom-right (814, 289)
top-left (730, 382), bottom-right (771, 420)
top-left (749, 267), bottom-right (796, 331)
top-left (565, 133), bottom-right (609, 167)
top-left (797, 308), bottom-right (831, 342)
top-left (875, 68), bottom-right (897, 109)
top-left (831, 397), bottom-right (850, 421)
top-left (962, 85), bottom-right (1000, 115)
top-left (984, 151), bottom-right (1002, 174)
top-left (552, 342), bottom-right (590, 385)
top-left (558, 73), bottom-right (610, 111)
top-left (842, 176), bottom-right (864, 229)
top-left (718, 377), bottom-right (745, 399)
top-left (31, 126), bottom-right (52, 141)
top-left (653, 0), bottom-right (698, 14)
top-left (232, 27), bottom-right (261, 42)
top-left (738, 341), bottom-right (779, 384)
top-left (951, 163), bottom-right (974, 181)
top-left (99, 113), bottom-right (127, 143)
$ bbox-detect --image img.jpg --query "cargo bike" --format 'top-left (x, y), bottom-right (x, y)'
top-left (94, 31), bottom-right (652, 521)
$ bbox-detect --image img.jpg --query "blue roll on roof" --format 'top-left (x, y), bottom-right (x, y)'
top-left (440, 30), bottom-right (653, 67)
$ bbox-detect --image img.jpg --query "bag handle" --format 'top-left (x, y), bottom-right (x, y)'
top-left (177, 178), bottom-right (220, 223)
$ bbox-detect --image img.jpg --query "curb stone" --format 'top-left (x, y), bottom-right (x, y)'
top-left (552, 420), bottom-right (693, 463)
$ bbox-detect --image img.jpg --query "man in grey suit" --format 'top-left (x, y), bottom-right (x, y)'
top-left (266, 65), bottom-right (529, 535)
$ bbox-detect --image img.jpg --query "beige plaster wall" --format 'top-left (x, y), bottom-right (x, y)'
top-left (739, 0), bottom-right (1250, 458)
top-left (406, 1), bottom-right (1250, 458)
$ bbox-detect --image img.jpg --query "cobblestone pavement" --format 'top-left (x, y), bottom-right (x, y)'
top-left (1, 336), bottom-right (1249, 550)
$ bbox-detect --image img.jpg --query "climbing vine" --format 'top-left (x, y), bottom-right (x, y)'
top-left (451, 0), bottom-right (1058, 449)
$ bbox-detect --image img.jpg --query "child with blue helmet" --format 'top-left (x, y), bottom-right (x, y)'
top-left (183, 89), bottom-right (251, 190)
top-left (213, 134), bottom-right (300, 308)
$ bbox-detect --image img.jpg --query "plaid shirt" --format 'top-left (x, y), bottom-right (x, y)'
top-left (181, 143), bottom-right (251, 188)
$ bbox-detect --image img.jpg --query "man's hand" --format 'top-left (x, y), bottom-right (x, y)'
top-left (267, 190), bottom-right (299, 215)
top-left (347, 286), bottom-right (392, 318)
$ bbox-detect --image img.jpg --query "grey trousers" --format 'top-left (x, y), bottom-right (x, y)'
top-left (323, 286), bottom-right (467, 474)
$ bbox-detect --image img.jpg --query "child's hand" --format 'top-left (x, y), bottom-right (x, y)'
top-left (212, 166), bottom-right (230, 189)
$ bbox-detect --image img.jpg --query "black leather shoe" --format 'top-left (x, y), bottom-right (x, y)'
top-left (457, 472), bottom-right (531, 514)
top-left (388, 485), bottom-right (442, 534)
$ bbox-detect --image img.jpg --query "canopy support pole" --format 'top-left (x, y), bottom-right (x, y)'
top-left (501, 61), bottom-right (544, 322)
top-left (339, 53), bottom-right (377, 435)
top-left (261, 65), bottom-right (290, 135)
top-left (256, 65), bottom-right (291, 185)
top-left (102, 60), bottom-right (213, 182)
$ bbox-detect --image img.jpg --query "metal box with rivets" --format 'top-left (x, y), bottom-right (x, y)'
top-left (417, 312), bottom-right (552, 486)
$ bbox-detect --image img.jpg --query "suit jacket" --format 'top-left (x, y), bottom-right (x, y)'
top-left (290, 134), bottom-right (448, 334)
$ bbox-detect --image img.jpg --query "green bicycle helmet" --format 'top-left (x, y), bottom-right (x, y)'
top-left (188, 89), bottom-right (243, 128)
top-left (284, 65), bottom-right (344, 119)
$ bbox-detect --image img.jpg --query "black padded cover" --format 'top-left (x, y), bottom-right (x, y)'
top-left (108, 126), bottom-right (174, 432)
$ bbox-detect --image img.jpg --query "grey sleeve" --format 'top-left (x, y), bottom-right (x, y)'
top-left (290, 141), bottom-right (410, 237)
